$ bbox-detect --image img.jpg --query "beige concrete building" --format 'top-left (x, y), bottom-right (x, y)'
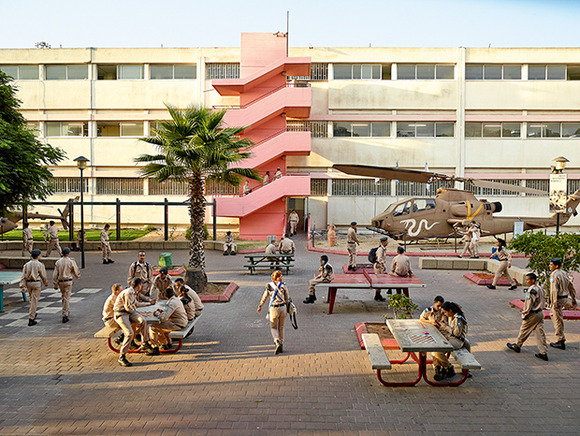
top-left (1, 45), bottom-right (579, 232)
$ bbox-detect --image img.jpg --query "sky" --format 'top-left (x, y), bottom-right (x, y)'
top-left (1, 0), bottom-right (580, 49)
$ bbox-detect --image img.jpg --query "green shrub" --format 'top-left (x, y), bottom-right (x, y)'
top-left (386, 293), bottom-right (419, 319)
top-left (144, 225), bottom-right (156, 232)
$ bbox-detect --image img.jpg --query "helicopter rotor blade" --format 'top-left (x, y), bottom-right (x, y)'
top-left (332, 164), bottom-right (447, 183)
top-left (464, 179), bottom-right (547, 195)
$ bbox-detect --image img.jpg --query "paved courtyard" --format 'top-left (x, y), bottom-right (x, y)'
top-left (0, 236), bottom-right (578, 435)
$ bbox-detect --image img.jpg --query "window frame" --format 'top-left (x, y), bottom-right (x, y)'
top-left (45, 64), bottom-right (88, 80)
top-left (0, 65), bottom-right (39, 80)
top-left (150, 64), bottom-right (197, 80)
top-left (396, 122), bottom-right (454, 138)
top-left (397, 64), bottom-right (455, 80)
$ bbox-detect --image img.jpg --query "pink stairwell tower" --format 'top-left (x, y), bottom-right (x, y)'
top-left (212, 33), bottom-right (312, 240)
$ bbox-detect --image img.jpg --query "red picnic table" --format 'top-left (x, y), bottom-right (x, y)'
top-left (315, 270), bottom-right (426, 314)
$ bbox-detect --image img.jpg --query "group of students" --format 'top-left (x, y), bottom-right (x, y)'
top-left (457, 222), bottom-right (481, 259)
top-left (101, 253), bottom-right (204, 367)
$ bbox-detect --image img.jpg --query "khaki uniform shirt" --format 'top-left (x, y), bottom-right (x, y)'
top-left (376, 245), bottom-right (388, 266)
top-left (289, 211), bottom-right (299, 223)
top-left (550, 269), bottom-right (575, 303)
top-left (182, 284), bottom-right (204, 319)
top-left (420, 306), bottom-right (445, 325)
top-left (522, 283), bottom-right (545, 318)
top-left (156, 296), bottom-right (188, 328)
top-left (347, 227), bottom-right (359, 244)
top-left (318, 263), bottom-right (335, 281)
top-left (265, 243), bottom-right (277, 255)
top-left (441, 314), bottom-right (467, 342)
top-left (154, 275), bottom-right (173, 299)
top-left (279, 238), bottom-right (295, 253)
top-left (496, 247), bottom-right (511, 262)
top-left (263, 173), bottom-right (269, 185)
top-left (23, 228), bottom-right (33, 243)
top-left (391, 254), bottom-right (412, 276)
top-left (100, 229), bottom-right (110, 244)
top-left (274, 170), bottom-right (282, 180)
top-left (19, 259), bottom-right (48, 288)
top-left (258, 282), bottom-right (289, 310)
top-left (471, 227), bottom-right (480, 241)
top-left (102, 294), bottom-right (117, 322)
top-left (127, 261), bottom-right (153, 287)
top-left (44, 225), bottom-right (58, 241)
top-left (52, 256), bottom-right (80, 287)
top-left (225, 234), bottom-right (235, 244)
top-left (114, 287), bottom-right (150, 314)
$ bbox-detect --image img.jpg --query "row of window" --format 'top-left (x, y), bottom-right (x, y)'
top-left (5, 63), bottom-right (580, 81)
top-left (466, 122), bottom-right (580, 138)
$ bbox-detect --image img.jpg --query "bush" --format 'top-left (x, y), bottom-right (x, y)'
top-left (386, 293), bottom-right (419, 319)
top-left (144, 225), bottom-right (156, 232)
top-left (185, 224), bottom-right (209, 241)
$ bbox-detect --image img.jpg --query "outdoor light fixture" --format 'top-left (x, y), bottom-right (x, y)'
top-left (73, 156), bottom-right (89, 268)
top-left (74, 155), bottom-right (89, 170)
top-left (553, 156), bottom-right (569, 173)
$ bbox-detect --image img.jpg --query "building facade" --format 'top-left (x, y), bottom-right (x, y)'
top-left (2, 35), bottom-right (580, 238)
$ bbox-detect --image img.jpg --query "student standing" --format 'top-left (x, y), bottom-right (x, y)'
top-left (19, 249), bottom-right (48, 326)
top-left (548, 258), bottom-right (577, 350)
top-left (257, 270), bottom-right (290, 354)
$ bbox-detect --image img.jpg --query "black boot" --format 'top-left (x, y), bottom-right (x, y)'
top-left (507, 343), bottom-right (521, 353)
top-left (535, 353), bottom-right (549, 361)
top-left (62, 316), bottom-right (69, 323)
top-left (487, 285), bottom-right (496, 290)
top-left (550, 340), bottom-right (566, 350)
top-left (28, 318), bottom-right (37, 326)
top-left (445, 366), bottom-right (456, 379)
top-left (114, 333), bottom-right (124, 347)
top-left (303, 295), bottom-right (316, 304)
top-left (374, 292), bottom-right (386, 302)
top-left (118, 354), bottom-right (132, 367)
top-left (433, 366), bottom-right (445, 381)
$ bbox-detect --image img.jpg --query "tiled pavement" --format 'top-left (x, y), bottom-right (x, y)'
top-left (0, 236), bottom-right (578, 435)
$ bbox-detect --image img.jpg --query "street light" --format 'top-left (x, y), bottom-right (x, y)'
top-left (73, 156), bottom-right (89, 268)
top-left (550, 156), bottom-right (569, 235)
top-left (552, 156), bottom-right (569, 173)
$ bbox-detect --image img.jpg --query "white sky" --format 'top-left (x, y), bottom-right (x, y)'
top-left (1, 0), bottom-right (579, 49)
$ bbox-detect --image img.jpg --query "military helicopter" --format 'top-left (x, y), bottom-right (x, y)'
top-left (0, 197), bottom-right (77, 235)
top-left (332, 164), bottom-right (580, 240)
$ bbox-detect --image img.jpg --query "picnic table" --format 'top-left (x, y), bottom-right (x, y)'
top-left (314, 270), bottom-right (426, 314)
top-left (244, 253), bottom-right (295, 275)
top-left (361, 319), bottom-right (481, 387)
top-left (0, 271), bottom-right (26, 312)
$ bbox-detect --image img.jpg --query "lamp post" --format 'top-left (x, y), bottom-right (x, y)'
top-left (74, 156), bottom-right (89, 268)
top-left (550, 156), bottom-right (569, 236)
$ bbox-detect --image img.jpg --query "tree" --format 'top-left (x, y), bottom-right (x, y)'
top-left (136, 105), bottom-right (260, 290)
top-left (510, 231), bottom-right (580, 303)
top-left (0, 71), bottom-right (65, 214)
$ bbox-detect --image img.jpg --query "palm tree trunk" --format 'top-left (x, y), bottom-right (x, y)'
top-left (186, 175), bottom-right (208, 291)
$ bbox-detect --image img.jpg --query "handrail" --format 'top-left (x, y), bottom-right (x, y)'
top-left (238, 173), bottom-right (305, 197)
top-left (243, 126), bottom-right (309, 150)
top-left (213, 82), bottom-right (311, 111)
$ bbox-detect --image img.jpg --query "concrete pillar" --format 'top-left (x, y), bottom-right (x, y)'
top-left (455, 47), bottom-right (466, 188)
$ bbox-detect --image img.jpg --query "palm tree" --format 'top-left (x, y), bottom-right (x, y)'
top-left (136, 105), bottom-right (260, 290)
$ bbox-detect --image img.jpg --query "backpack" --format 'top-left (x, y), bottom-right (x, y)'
top-left (368, 246), bottom-right (380, 264)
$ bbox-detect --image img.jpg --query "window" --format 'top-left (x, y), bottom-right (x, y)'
top-left (97, 65), bottom-right (117, 80)
top-left (205, 63), bottom-right (240, 80)
top-left (118, 65), bottom-right (143, 80)
top-left (149, 179), bottom-right (189, 196)
top-left (466, 64), bottom-right (521, 80)
top-left (525, 180), bottom-right (549, 196)
top-left (397, 64), bottom-right (454, 80)
top-left (97, 122), bottom-right (144, 137)
top-left (333, 64), bottom-right (381, 80)
top-left (150, 64), bottom-right (196, 80)
top-left (310, 179), bottom-right (328, 196)
top-left (333, 122), bottom-right (390, 137)
top-left (0, 65), bottom-right (39, 80)
top-left (96, 178), bottom-right (143, 195)
top-left (331, 179), bottom-right (390, 196)
top-left (286, 120), bottom-right (329, 138)
top-left (50, 178), bottom-right (89, 193)
top-left (291, 63), bottom-right (329, 81)
top-left (567, 65), bottom-right (580, 80)
top-left (465, 122), bottom-right (521, 138)
top-left (413, 199), bottom-right (437, 212)
top-left (568, 179), bottom-right (580, 193)
top-left (45, 65), bottom-right (88, 80)
top-left (45, 122), bottom-right (88, 137)
top-left (527, 123), bottom-right (561, 138)
top-left (396, 122), bottom-right (453, 138)
top-left (562, 123), bottom-right (580, 138)
top-left (26, 122), bottom-right (40, 136)
top-left (528, 65), bottom-right (566, 80)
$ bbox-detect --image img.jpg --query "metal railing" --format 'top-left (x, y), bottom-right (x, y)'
top-left (213, 82), bottom-right (311, 111)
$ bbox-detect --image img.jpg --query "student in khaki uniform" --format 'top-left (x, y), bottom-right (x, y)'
top-left (456, 225), bottom-right (473, 258)
top-left (278, 234), bottom-right (295, 254)
top-left (257, 270), bottom-right (290, 354)
top-left (22, 222), bottom-right (33, 256)
top-left (102, 284), bottom-right (124, 347)
top-left (127, 251), bottom-right (153, 296)
top-left (346, 222), bottom-right (359, 271)
top-left (274, 168), bottom-right (283, 180)
top-left (548, 258), bottom-right (577, 350)
top-left (149, 287), bottom-right (188, 354)
top-left (174, 278), bottom-right (204, 320)
top-left (265, 240), bottom-right (279, 267)
top-left (243, 180), bottom-right (250, 196)
top-left (469, 223), bottom-right (481, 258)
top-left (432, 302), bottom-right (468, 381)
top-left (487, 239), bottom-right (517, 290)
top-left (420, 296), bottom-right (446, 327)
top-left (390, 246), bottom-right (413, 277)
top-left (19, 249), bottom-right (49, 326)
top-left (263, 171), bottom-right (270, 186)
top-left (113, 278), bottom-right (156, 367)
top-left (101, 224), bottom-right (114, 264)
top-left (304, 255), bottom-right (334, 304)
top-left (152, 267), bottom-right (173, 300)
top-left (288, 210), bottom-right (299, 236)
top-left (373, 237), bottom-right (389, 274)
top-left (507, 273), bottom-right (548, 360)
top-left (223, 231), bottom-right (237, 255)
top-left (44, 221), bottom-right (62, 257)
top-left (52, 247), bottom-right (80, 323)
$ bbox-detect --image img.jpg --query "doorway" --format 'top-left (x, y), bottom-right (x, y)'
top-left (287, 198), bottom-right (305, 234)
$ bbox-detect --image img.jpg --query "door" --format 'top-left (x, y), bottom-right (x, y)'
top-left (287, 198), bottom-right (305, 233)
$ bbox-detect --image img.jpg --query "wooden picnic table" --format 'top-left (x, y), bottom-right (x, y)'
top-left (243, 253), bottom-right (295, 275)
top-left (0, 271), bottom-right (26, 312)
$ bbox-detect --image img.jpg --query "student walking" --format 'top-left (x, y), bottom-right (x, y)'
top-left (258, 270), bottom-right (290, 354)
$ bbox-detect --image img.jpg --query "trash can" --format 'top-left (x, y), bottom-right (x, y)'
top-left (159, 252), bottom-right (173, 269)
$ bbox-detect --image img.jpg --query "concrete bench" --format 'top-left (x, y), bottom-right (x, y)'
top-left (94, 317), bottom-right (198, 354)
top-left (419, 257), bottom-right (487, 271)
top-left (0, 256), bottom-right (58, 269)
top-left (362, 333), bottom-right (392, 370)
top-left (451, 347), bottom-right (482, 371)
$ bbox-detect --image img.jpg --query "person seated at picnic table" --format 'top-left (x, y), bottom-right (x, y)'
top-left (102, 283), bottom-right (125, 345)
top-left (390, 246), bottom-right (413, 277)
top-left (153, 267), bottom-right (173, 300)
top-left (372, 237), bottom-right (390, 302)
top-left (303, 255), bottom-right (334, 304)
top-left (278, 234), bottom-right (295, 254)
top-left (174, 278), bottom-right (204, 320)
top-left (265, 240), bottom-right (279, 267)
top-left (420, 295), bottom-right (447, 327)
top-left (113, 278), bottom-right (157, 367)
top-left (431, 301), bottom-right (468, 381)
top-left (149, 287), bottom-right (189, 354)
top-left (223, 231), bottom-right (237, 256)
top-left (257, 270), bottom-right (290, 355)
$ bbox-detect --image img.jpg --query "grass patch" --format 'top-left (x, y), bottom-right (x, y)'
top-left (1, 229), bottom-right (152, 241)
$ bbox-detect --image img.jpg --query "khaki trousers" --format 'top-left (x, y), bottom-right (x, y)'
top-left (150, 321), bottom-right (182, 346)
top-left (347, 242), bottom-right (357, 267)
top-left (492, 261), bottom-right (515, 286)
top-left (550, 298), bottom-right (567, 342)
top-left (101, 242), bottom-right (111, 261)
top-left (269, 305), bottom-right (287, 344)
top-left (116, 312), bottom-right (149, 354)
top-left (432, 337), bottom-right (463, 368)
top-left (223, 242), bottom-right (237, 254)
top-left (460, 241), bottom-right (472, 258)
top-left (26, 282), bottom-right (42, 320)
top-left (470, 240), bottom-right (479, 257)
top-left (374, 262), bottom-right (386, 275)
top-left (58, 281), bottom-right (73, 317)
top-left (308, 276), bottom-right (330, 296)
top-left (516, 311), bottom-right (547, 354)
top-left (22, 241), bottom-right (33, 257)
top-left (46, 239), bottom-right (62, 256)
top-left (289, 221), bottom-right (298, 234)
